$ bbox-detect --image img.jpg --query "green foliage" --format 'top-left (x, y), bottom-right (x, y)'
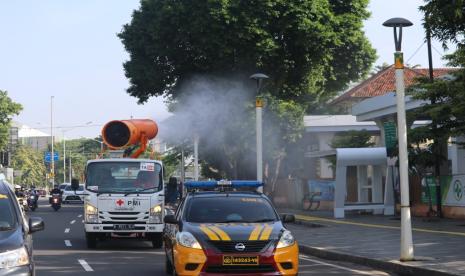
top-left (118, 0), bottom-right (376, 106)
top-left (0, 91), bottom-right (22, 151)
top-left (326, 129), bottom-right (374, 168)
top-left (52, 138), bottom-right (102, 184)
top-left (330, 129), bottom-right (375, 149)
top-left (11, 145), bottom-right (46, 187)
top-left (408, 48), bottom-right (465, 175)
top-left (404, 1), bottom-right (465, 177)
top-left (119, 0), bottom-right (376, 180)
top-left (421, 0), bottom-right (465, 44)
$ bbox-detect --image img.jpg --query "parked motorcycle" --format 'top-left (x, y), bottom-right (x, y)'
top-left (50, 194), bottom-right (62, 211)
top-left (27, 193), bottom-right (38, 211)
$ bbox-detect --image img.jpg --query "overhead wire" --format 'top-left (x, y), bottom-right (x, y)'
top-left (406, 41), bottom-right (426, 64)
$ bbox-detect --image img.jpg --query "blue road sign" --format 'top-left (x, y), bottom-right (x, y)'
top-left (44, 152), bottom-right (59, 163)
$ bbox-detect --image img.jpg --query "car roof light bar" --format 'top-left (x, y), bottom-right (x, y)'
top-left (184, 180), bottom-right (263, 190)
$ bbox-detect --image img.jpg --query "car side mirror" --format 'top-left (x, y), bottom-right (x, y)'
top-left (29, 217), bottom-right (44, 233)
top-left (280, 214), bottom-right (295, 223)
top-left (164, 214), bottom-right (178, 224)
top-left (71, 179), bottom-right (79, 191)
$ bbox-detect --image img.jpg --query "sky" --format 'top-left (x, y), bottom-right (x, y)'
top-left (0, 0), bottom-right (456, 139)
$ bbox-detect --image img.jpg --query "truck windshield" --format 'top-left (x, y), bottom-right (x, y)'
top-left (86, 161), bottom-right (163, 194)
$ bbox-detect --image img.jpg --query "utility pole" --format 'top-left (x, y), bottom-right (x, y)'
top-left (69, 151), bottom-right (72, 182)
top-left (50, 96), bottom-right (55, 188)
top-left (426, 17), bottom-right (443, 218)
top-left (63, 133), bottom-right (66, 184)
top-left (193, 134), bottom-right (199, 181)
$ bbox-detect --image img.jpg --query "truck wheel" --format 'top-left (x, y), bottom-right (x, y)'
top-left (86, 233), bottom-right (97, 249)
top-left (151, 233), bottom-right (163, 249)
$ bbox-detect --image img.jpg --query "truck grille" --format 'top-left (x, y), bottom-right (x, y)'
top-left (99, 211), bottom-right (148, 224)
top-left (108, 212), bottom-right (142, 215)
top-left (208, 240), bottom-right (271, 253)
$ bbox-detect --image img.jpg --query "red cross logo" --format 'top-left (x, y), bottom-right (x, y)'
top-left (116, 199), bottom-right (124, 206)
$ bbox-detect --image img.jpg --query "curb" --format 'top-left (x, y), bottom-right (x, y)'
top-left (299, 245), bottom-right (456, 276)
top-left (292, 219), bottom-right (326, 228)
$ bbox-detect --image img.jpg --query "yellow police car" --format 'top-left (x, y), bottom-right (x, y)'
top-left (163, 181), bottom-right (298, 275)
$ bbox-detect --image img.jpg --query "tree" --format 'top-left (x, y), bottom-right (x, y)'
top-left (53, 138), bottom-right (103, 184)
top-left (119, 0), bottom-right (376, 181)
top-left (0, 90), bottom-right (22, 151)
top-left (325, 129), bottom-right (375, 169)
top-left (118, 0), bottom-right (376, 106)
top-left (11, 145), bottom-right (46, 187)
top-left (420, 0), bottom-right (465, 45)
top-left (408, 0), bottom-right (465, 173)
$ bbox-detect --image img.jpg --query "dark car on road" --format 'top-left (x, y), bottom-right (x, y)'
top-left (0, 180), bottom-right (44, 276)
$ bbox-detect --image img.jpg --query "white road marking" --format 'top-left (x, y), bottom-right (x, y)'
top-left (64, 240), bottom-right (72, 247)
top-left (78, 214), bottom-right (82, 218)
top-left (70, 220), bottom-right (76, 224)
top-left (299, 255), bottom-right (387, 275)
top-left (78, 259), bottom-right (94, 272)
top-left (64, 228), bottom-right (70, 233)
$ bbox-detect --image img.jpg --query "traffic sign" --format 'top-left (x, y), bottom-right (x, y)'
top-left (44, 152), bottom-right (59, 163)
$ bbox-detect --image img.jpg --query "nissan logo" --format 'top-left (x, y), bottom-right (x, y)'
top-left (235, 243), bottom-right (246, 251)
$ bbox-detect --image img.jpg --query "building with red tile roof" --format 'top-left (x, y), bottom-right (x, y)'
top-left (330, 65), bottom-right (455, 113)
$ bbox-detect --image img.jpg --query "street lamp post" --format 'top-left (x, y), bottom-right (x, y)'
top-left (250, 73), bottom-right (269, 192)
top-left (193, 133), bottom-right (199, 181)
top-left (383, 17), bottom-right (414, 261)
top-left (63, 133), bottom-right (66, 183)
top-left (50, 96), bottom-right (55, 189)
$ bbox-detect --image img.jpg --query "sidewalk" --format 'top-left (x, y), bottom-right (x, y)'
top-left (279, 208), bottom-right (465, 276)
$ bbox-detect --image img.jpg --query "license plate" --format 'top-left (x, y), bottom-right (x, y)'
top-left (113, 224), bottom-right (135, 231)
top-left (223, 256), bottom-right (259, 266)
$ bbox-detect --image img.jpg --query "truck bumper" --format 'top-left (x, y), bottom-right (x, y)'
top-left (85, 223), bottom-right (164, 233)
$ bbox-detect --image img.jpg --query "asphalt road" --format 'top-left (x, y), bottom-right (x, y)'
top-left (29, 198), bottom-right (396, 276)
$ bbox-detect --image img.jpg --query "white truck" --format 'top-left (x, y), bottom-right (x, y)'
top-left (83, 158), bottom-right (164, 248)
top-left (76, 119), bottom-right (165, 249)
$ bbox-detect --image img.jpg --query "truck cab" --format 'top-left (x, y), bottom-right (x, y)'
top-left (83, 158), bottom-right (164, 248)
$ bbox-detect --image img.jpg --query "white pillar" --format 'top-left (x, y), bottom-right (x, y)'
top-left (395, 54), bottom-right (414, 261)
top-left (384, 160), bottom-right (396, 215)
top-left (256, 98), bottom-right (263, 192)
top-left (334, 165), bottom-right (347, 218)
top-left (372, 166), bottom-right (384, 214)
top-left (357, 166), bottom-right (368, 203)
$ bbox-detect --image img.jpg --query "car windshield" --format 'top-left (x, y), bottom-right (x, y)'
top-left (64, 185), bottom-right (84, 191)
top-left (185, 196), bottom-right (278, 223)
top-left (86, 161), bottom-right (163, 194)
top-left (0, 194), bottom-right (16, 230)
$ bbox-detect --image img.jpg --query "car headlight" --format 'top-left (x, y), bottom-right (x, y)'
top-left (149, 204), bottom-right (163, 223)
top-left (0, 247), bottom-right (30, 269)
top-left (176, 232), bottom-right (202, 249)
top-left (85, 203), bottom-right (98, 223)
top-left (277, 230), bottom-right (295, 248)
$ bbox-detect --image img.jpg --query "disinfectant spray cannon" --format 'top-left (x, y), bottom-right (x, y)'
top-left (101, 119), bottom-right (158, 158)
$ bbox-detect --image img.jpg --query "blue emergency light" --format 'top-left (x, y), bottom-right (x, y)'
top-left (184, 180), bottom-right (263, 190)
